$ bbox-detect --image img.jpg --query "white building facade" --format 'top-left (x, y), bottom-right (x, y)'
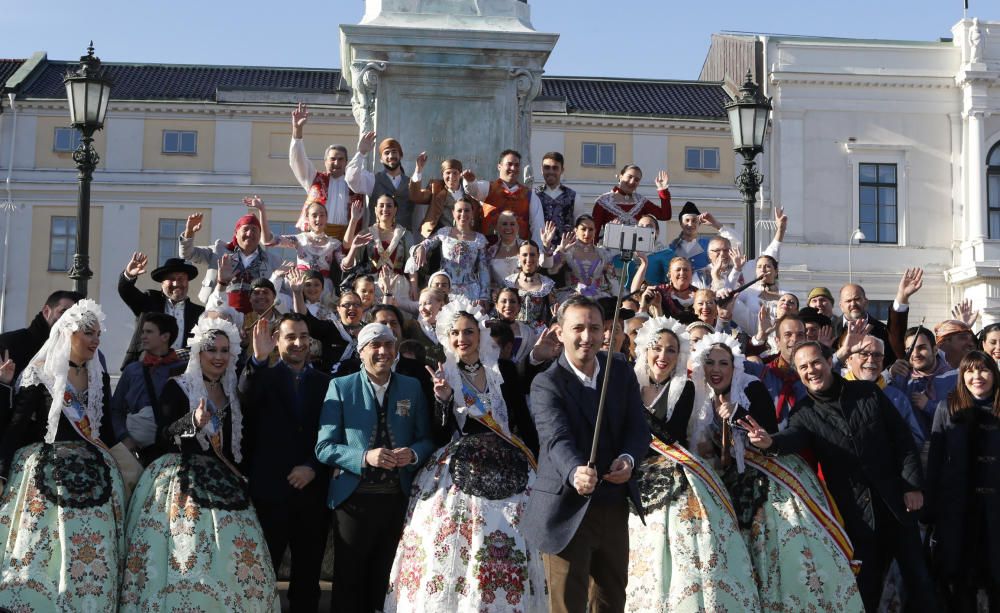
top-left (704, 19), bottom-right (1000, 325)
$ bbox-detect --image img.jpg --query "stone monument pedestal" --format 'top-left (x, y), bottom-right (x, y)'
top-left (340, 0), bottom-right (557, 182)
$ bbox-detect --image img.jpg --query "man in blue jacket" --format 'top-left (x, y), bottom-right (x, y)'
top-left (315, 322), bottom-right (434, 613)
top-left (523, 295), bottom-right (650, 613)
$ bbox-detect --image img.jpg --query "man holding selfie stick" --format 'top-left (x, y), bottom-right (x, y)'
top-left (523, 223), bottom-right (652, 613)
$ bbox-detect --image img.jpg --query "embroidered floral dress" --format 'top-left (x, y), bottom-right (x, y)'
top-left (412, 228), bottom-right (490, 302)
top-left (385, 360), bottom-right (546, 612)
top-left (117, 380), bottom-right (279, 612)
top-left (702, 379), bottom-right (864, 612)
top-left (625, 380), bottom-right (760, 612)
top-left (504, 272), bottom-right (555, 335)
top-left (551, 244), bottom-right (618, 302)
top-left (0, 381), bottom-right (126, 612)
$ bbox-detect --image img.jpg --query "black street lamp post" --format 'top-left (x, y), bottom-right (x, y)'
top-left (63, 43), bottom-right (112, 297)
top-left (724, 70), bottom-right (772, 259)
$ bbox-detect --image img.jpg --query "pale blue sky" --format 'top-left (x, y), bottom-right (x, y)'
top-left (5, 1), bottom-right (999, 80)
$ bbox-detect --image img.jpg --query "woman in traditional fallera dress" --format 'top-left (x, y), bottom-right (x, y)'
top-left (504, 240), bottom-right (556, 335)
top-left (118, 317), bottom-right (279, 612)
top-left (410, 199), bottom-right (490, 304)
top-left (549, 214), bottom-right (618, 301)
top-left (385, 297), bottom-right (546, 612)
top-left (690, 332), bottom-right (864, 612)
top-left (0, 299), bottom-right (127, 612)
top-left (625, 317), bottom-right (760, 612)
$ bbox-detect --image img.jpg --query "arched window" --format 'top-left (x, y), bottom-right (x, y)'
top-left (988, 142), bottom-right (1000, 238)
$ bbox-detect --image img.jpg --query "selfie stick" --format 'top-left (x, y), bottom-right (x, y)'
top-left (588, 230), bottom-right (640, 468)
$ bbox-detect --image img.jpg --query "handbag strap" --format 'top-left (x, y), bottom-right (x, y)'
top-left (141, 365), bottom-right (164, 426)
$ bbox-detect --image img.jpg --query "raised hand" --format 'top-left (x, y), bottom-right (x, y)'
top-left (557, 231), bottom-right (576, 253)
top-left (243, 195), bottom-right (265, 211)
top-left (425, 362), bottom-right (452, 402)
top-left (350, 199), bottom-right (365, 222)
top-left (756, 304), bottom-right (775, 341)
top-left (358, 131), bottom-right (377, 156)
top-left (252, 317), bottom-right (276, 362)
top-left (218, 253), bottom-right (237, 285)
top-left (773, 205), bottom-right (787, 229)
top-left (193, 398), bottom-right (211, 429)
top-left (531, 326), bottom-right (562, 362)
top-left (700, 212), bottom-right (721, 230)
top-left (461, 169), bottom-right (476, 183)
top-left (817, 324), bottom-right (835, 348)
top-left (730, 245), bottom-right (745, 271)
top-left (291, 102), bottom-right (309, 132)
top-left (184, 213), bottom-right (204, 237)
top-left (541, 220), bottom-right (557, 247)
top-left (896, 268), bottom-right (923, 304)
top-left (654, 170), bottom-right (669, 190)
top-left (125, 252), bottom-right (148, 278)
top-left (0, 350), bottom-right (14, 386)
top-left (351, 232), bottom-right (374, 249)
top-left (415, 151), bottom-right (428, 172)
top-left (737, 415), bottom-right (773, 449)
top-left (952, 298), bottom-right (979, 327)
top-left (843, 319), bottom-right (872, 354)
top-left (286, 268), bottom-right (305, 293)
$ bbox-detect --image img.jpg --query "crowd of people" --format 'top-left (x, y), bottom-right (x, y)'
top-left (0, 102), bottom-right (995, 613)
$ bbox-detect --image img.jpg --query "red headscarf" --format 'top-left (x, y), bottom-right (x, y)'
top-left (226, 214), bottom-right (262, 251)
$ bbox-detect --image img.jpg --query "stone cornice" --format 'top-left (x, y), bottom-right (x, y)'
top-left (770, 71), bottom-right (957, 89)
top-left (532, 113), bottom-right (728, 131)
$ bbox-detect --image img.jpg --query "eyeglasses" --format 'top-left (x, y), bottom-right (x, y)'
top-left (855, 351), bottom-right (884, 361)
top-left (339, 302), bottom-right (362, 310)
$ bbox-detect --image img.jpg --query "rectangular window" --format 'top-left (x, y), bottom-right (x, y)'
top-left (157, 219), bottom-right (186, 266)
top-left (988, 171), bottom-right (1000, 239)
top-left (858, 162), bottom-right (898, 244)
top-left (581, 142), bottom-right (616, 167)
top-left (48, 216), bottom-right (77, 271)
top-left (53, 127), bottom-right (82, 152)
top-left (268, 221), bottom-right (299, 264)
top-left (685, 147), bottom-right (721, 171)
top-left (162, 130), bottom-right (198, 155)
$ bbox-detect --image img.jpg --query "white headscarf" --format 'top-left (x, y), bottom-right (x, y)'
top-left (17, 299), bottom-right (106, 444)
top-left (688, 331), bottom-right (759, 471)
top-left (633, 316), bottom-right (691, 422)
top-left (435, 296), bottom-right (509, 434)
top-left (172, 317), bottom-right (244, 462)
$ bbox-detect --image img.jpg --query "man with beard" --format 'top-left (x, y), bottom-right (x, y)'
top-left (745, 314), bottom-right (809, 430)
top-left (118, 253), bottom-right (203, 368)
top-left (346, 132), bottom-right (417, 234)
top-left (410, 156), bottom-right (483, 236)
top-left (535, 152), bottom-right (577, 240)
top-left (289, 103), bottom-right (365, 240)
top-left (890, 325), bottom-right (961, 439)
top-left (241, 314), bottom-right (332, 612)
top-left (742, 341), bottom-right (937, 613)
top-left (807, 287), bottom-right (836, 320)
top-left (463, 149), bottom-right (545, 245)
top-left (180, 201), bottom-right (283, 313)
top-left (0, 289), bottom-right (81, 383)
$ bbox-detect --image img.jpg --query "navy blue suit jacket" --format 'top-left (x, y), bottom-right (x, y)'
top-left (239, 359), bottom-right (331, 504)
top-left (522, 352), bottom-right (650, 554)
